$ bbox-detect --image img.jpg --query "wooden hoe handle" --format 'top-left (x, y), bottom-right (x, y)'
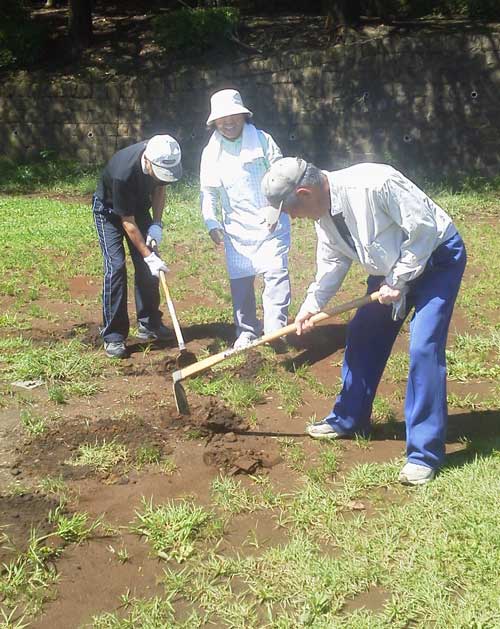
top-left (173, 291), bottom-right (380, 383)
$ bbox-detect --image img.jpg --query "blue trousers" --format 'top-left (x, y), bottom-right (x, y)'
top-left (92, 196), bottom-right (162, 343)
top-left (325, 232), bottom-right (466, 469)
top-left (230, 268), bottom-right (291, 338)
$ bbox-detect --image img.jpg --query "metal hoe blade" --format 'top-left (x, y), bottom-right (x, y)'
top-left (173, 374), bottom-right (190, 415)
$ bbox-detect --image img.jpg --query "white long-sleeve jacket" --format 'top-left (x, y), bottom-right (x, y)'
top-left (300, 163), bottom-right (456, 315)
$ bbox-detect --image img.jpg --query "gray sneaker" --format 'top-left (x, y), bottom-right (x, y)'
top-left (104, 341), bottom-right (127, 359)
top-left (136, 322), bottom-right (173, 341)
top-left (306, 419), bottom-right (345, 440)
top-left (398, 462), bottom-right (435, 486)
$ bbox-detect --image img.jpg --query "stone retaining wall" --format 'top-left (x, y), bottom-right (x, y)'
top-left (1, 28), bottom-right (499, 178)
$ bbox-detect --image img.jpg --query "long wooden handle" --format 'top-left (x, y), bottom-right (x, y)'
top-left (150, 239), bottom-right (186, 350)
top-left (159, 270), bottom-right (186, 351)
top-left (173, 291), bottom-right (380, 382)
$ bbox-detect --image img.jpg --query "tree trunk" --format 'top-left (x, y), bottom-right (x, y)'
top-left (68, 0), bottom-right (92, 51)
top-left (324, 0), bottom-right (361, 41)
top-left (327, 0), bottom-right (361, 26)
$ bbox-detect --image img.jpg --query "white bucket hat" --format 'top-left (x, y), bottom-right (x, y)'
top-left (206, 89), bottom-right (253, 126)
top-left (144, 134), bottom-right (182, 182)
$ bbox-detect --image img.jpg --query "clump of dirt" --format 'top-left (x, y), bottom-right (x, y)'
top-left (186, 400), bottom-right (281, 474)
top-left (15, 397), bottom-right (281, 481)
top-left (0, 493), bottom-right (59, 564)
top-left (67, 322), bottom-right (102, 348)
top-left (190, 399), bottom-right (250, 435)
top-left (120, 353), bottom-right (178, 376)
top-left (233, 350), bottom-right (266, 380)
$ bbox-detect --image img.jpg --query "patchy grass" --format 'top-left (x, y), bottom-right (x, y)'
top-left (447, 331), bottom-right (500, 382)
top-left (0, 530), bottom-right (59, 620)
top-left (66, 440), bottom-right (129, 474)
top-left (0, 338), bottom-right (107, 397)
top-left (186, 373), bottom-right (263, 413)
top-left (0, 171), bottom-right (499, 627)
top-left (49, 508), bottom-right (102, 545)
top-left (132, 498), bottom-right (220, 563)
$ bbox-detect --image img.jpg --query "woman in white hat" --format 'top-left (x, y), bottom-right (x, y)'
top-left (200, 89), bottom-right (291, 349)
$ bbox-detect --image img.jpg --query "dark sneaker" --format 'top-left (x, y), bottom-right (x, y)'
top-left (104, 341), bottom-right (127, 359)
top-left (136, 322), bottom-right (173, 341)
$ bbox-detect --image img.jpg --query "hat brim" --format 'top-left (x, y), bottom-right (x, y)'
top-left (151, 161), bottom-right (182, 183)
top-left (206, 105), bottom-right (253, 126)
top-left (264, 203), bottom-right (282, 232)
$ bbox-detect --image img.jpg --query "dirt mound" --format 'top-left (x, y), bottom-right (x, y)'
top-left (187, 400), bottom-right (281, 474)
top-left (66, 322), bottom-right (102, 348)
top-left (0, 493), bottom-right (59, 564)
top-left (15, 412), bottom-right (177, 481)
top-left (14, 396), bottom-right (281, 481)
top-left (233, 350), bottom-right (266, 380)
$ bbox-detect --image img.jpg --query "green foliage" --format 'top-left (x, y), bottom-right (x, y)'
top-left (0, 338), bottom-right (106, 397)
top-left (66, 440), bottom-right (129, 474)
top-left (19, 409), bottom-right (50, 436)
top-left (49, 508), bottom-right (102, 544)
top-left (153, 7), bottom-right (239, 55)
top-left (133, 498), bottom-right (217, 563)
top-left (0, 156), bottom-right (100, 195)
top-left (0, 530), bottom-right (59, 619)
top-left (0, 0), bottom-right (48, 69)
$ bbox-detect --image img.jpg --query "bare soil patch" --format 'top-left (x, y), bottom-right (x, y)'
top-left (0, 493), bottom-right (58, 564)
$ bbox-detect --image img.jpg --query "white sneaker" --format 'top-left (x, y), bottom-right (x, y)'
top-left (233, 332), bottom-right (258, 350)
top-left (398, 462), bottom-right (435, 486)
top-left (306, 419), bottom-right (345, 440)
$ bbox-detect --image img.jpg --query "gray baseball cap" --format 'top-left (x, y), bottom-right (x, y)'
top-left (261, 157), bottom-right (307, 229)
top-left (144, 135), bottom-right (183, 183)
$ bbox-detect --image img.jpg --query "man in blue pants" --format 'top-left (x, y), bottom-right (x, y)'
top-left (93, 135), bottom-right (182, 358)
top-left (262, 158), bottom-right (466, 485)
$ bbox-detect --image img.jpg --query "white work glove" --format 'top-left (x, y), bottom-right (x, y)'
top-left (144, 252), bottom-right (169, 278)
top-left (209, 228), bottom-right (224, 246)
top-left (146, 223), bottom-right (163, 247)
top-left (378, 284), bottom-right (409, 321)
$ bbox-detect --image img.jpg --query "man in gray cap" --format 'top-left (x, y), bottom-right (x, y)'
top-left (93, 135), bottom-right (182, 358)
top-left (262, 158), bottom-right (466, 485)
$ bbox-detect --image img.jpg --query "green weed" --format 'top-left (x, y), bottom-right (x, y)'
top-left (257, 362), bottom-right (303, 416)
top-left (211, 475), bottom-right (259, 514)
top-left (132, 498), bottom-right (218, 563)
top-left (186, 373), bottom-right (263, 413)
top-left (447, 331), bottom-right (500, 381)
top-left (66, 440), bottom-right (128, 474)
top-left (0, 338), bottom-right (106, 397)
top-left (0, 530), bottom-right (59, 619)
top-left (135, 445), bottom-right (162, 468)
top-left (371, 396), bottom-right (397, 423)
top-left (19, 409), bottom-right (48, 436)
top-left (49, 508), bottom-right (102, 544)
top-left (278, 438), bottom-right (306, 472)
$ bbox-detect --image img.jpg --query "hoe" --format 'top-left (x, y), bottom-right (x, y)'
top-left (172, 291), bottom-right (380, 415)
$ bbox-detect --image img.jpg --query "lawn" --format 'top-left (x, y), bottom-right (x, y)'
top-left (0, 164), bottom-right (499, 628)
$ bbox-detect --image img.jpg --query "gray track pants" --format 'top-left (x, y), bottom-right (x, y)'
top-left (229, 268), bottom-right (291, 339)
